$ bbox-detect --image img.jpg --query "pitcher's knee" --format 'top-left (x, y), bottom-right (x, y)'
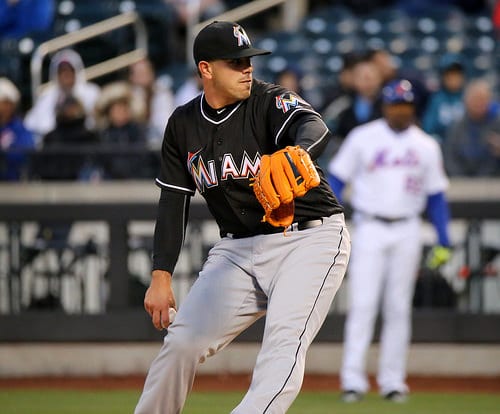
top-left (166, 328), bottom-right (215, 362)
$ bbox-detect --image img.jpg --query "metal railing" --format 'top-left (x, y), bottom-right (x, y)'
top-left (30, 11), bottom-right (148, 99)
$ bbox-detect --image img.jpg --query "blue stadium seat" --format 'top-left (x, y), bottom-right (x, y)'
top-left (363, 31), bottom-right (415, 55)
top-left (461, 48), bottom-right (496, 77)
top-left (466, 14), bottom-right (495, 38)
top-left (362, 7), bottom-right (411, 35)
top-left (0, 40), bottom-right (22, 85)
top-left (257, 31), bottom-right (310, 55)
top-left (399, 48), bottom-right (438, 74)
top-left (301, 5), bottom-right (358, 40)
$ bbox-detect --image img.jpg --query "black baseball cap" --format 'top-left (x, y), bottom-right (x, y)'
top-left (193, 21), bottom-right (271, 65)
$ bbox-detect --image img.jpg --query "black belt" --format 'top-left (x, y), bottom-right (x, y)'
top-left (286, 218), bottom-right (324, 232)
top-left (224, 218), bottom-right (324, 239)
top-left (372, 215), bottom-right (410, 223)
top-left (356, 210), bottom-right (411, 223)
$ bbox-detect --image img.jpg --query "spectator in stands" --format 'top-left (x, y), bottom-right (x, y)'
top-left (0, 0), bottom-right (54, 39)
top-left (274, 65), bottom-right (304, 96)
top-left (367, 48), bottom-right (430, 120)
top-left (318, 52), bottom-right (361, 171)
top-left (24, 48), bottom-right (100, 140)
top-left (0, 77), bottom-right (34, 180)
top-left (444, 79), bottom-right (500, 176)
top-left (41, 95), bottom-right (101, 181)
top-left (163, 0), bottom-right (227, 61)
top-left (333, 54), bottom-right (384, 141)
top-left (422, 53), bottom-right (466, 144)
top-left (174, 70), bottom-right (203, 107)
top-left (95, 81), bottom-right (148, 178)
top-left (321, 52), bottom-right (360, 127)
top-left (43, 95), bottom-right (99, 147)
top-left (127, 57), bottom-right (175, 148)
top-left (164, 0), bottom-right (226, 24)
top-left (95, 81), bottom-right (147, 145)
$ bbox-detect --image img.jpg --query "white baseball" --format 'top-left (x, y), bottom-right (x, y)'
top-left (168, 308), bottom-right (177, 324)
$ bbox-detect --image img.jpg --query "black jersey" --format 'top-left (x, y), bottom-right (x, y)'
top-left (156, 79), bottom-right (343, 236)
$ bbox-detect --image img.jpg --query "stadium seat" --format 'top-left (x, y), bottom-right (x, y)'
top-left (462, 50), bottom-right (496, 77)
top-left (399, 48), bottom-right (438, 73)
top-left (467, 14), bottom-right (495, 38)
top-left (301, 5), bottom-right (358, 40)
top-left (362, 7), bottom-right (412, 36)
top-left (0, 39), bottom-right (22, 84)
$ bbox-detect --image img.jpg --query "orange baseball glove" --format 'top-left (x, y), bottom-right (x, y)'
top-left (251, 146), bottom-right (320, 227)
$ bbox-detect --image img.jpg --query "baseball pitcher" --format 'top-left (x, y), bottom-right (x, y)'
top-left (134, 21), bottom-right (351, 414)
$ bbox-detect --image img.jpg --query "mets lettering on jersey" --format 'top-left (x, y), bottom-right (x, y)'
top-left (368, 148), bottom-right (419, 171)
top-left (188, 150), bottom-right (261, 193)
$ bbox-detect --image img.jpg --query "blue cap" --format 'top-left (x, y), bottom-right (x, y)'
top-left (382, 79), bottom-right (415, 104)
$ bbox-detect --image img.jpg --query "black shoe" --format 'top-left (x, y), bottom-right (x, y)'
top-left (384, 390), bottom-right (408, 403)
top-left (341, 390), bottom-right (363, 403)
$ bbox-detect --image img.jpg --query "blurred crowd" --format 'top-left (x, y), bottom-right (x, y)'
top-left (1, 0), bottom-right (499, 182)
top-left (313, 48), bottom-right (500, 176)
top-left (0, 50), bottom-right (199, 181)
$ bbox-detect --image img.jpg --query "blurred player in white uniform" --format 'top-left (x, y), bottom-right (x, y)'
top-left (328, 79), bottom-right (452, 402)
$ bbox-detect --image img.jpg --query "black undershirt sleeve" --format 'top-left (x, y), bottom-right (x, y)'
top-left (152, 188), bottom-right (190, 273)
top-left (286, 113), bottom-right (332, 160)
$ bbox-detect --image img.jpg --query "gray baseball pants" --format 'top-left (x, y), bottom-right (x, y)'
top-left (135, 213), bottom-right (350, 414)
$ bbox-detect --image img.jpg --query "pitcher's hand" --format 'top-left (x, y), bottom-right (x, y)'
top-left (144, 270), bottom-right (177, 330)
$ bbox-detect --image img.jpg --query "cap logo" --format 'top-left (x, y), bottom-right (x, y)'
top-left (233, 25), bottom-right (251, 47)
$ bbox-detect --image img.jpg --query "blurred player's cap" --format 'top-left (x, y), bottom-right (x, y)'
top-left (193, 21), bottom-right (271, 65)
top-left (382, 79), bottom-right (415, 104)
top-left (0, 77), bottom-right (20, 104)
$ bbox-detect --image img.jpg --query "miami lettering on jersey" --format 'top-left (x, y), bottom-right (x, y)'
top-left (275, 93), bottom-right (307, 114)
top-left (188, 149), bottom-right (217, 192)
top-left (368, 148), bottom-right (420, 171)
top-left (188, 150), bottom-right (261, 193)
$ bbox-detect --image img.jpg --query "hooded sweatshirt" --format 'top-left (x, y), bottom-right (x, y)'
top-left (24, 49), bottom-right (100, 138)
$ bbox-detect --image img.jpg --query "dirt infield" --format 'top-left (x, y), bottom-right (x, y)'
top-left (1, 375), bottom-right (499, 393)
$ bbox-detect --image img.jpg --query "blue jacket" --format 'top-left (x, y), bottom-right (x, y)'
top-left (0, 0), bottom-right (54, 38)
top-left (0, 117), bottom-right (35, 180)
top-left (422, 89), bottom-right (464, 144)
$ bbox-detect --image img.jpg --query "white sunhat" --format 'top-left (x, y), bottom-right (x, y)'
top-left (0, 77), bottom-right (21, 105)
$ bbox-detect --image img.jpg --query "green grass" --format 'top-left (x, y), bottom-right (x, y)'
top-left (0, 389), bottom-right (499, 414)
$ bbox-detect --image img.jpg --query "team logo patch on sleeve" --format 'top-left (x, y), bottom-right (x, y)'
top-left (275, 93), bottom-right (307, 113)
